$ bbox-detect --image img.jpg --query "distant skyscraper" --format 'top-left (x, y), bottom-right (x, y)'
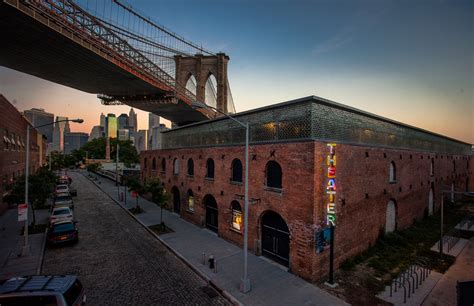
top-left (118, 113), bottom-right (129, 130)
top-left (148, 113), bottom-right (160, 131)
top-left (105, 114), bottom-right (117, 139)
top-left (118, 129), bottom-right (130, 141)
top-left (89, 125), bottom-right (104, 141)
top-left (129, 108), bottom-right (137, 134)
top-left (64, 132), bottom-right (88, 154)
top-left (52, 116), bottom-right (68, 152)
top-left (64, 120), bottom-right (70, 134)
top-left (23, 108), bottom-right (54, 142)
top-left (100, 113), bottom-right (106, 129)
top-left (150, 124), bottom-right (168, 150)
top-left (135, 130), bottom-right (147, 152)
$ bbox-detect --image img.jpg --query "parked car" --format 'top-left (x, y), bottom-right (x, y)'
top-left (0, 275), bottom-right (86, 305)
top-left (49, 207), bottom-right (73, 224)
top-left (53, 194), bottom-right (74, 210)
top-left (47, 221), bottom-right (79, 245)
top-left (55, 184), bottom-right (70, 194)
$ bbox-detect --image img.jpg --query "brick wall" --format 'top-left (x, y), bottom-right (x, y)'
top-left (141, 140), bottom-right (472, 282)
top-left (0, 95), bottom-right (41, 214)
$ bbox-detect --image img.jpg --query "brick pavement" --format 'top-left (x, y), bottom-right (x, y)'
top-left (42, 172), bottom-right (230, 305)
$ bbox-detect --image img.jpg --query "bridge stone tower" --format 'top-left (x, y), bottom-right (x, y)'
top-left (174, 53), bottom-right (229, 114)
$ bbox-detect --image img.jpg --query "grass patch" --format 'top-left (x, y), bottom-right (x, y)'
top-left (21, 223), bottom-right (48, 235)
top-left (149, 223), bottom-right (173, 235)
top-left (128, 206), bottom-right (145, 214)
top-left (341, 203), bottom-right (467, 278)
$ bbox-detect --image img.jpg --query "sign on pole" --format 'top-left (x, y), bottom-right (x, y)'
top-left (18, 203), bottom-right (28, 222)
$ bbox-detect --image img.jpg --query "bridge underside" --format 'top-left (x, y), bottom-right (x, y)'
top-left (0, 2), bottom-right (208, 125)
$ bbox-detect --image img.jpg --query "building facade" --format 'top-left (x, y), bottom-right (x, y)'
top-left (105, 114), bottom-right (117, 139)
top-left (52, 116), bottom-right (68, 152)
top-left (23, 108), bottom-right (54, 143)
top-left (141, 96), bottom-right (472, 282)
top-left (89, 125), bottom-right (104, 141)
top-left (135, 130), bottom-right (147, 152)
top-left (64, 132), bottom-right (89, 154)
top-left (0, 95), bottom-right (44, 214)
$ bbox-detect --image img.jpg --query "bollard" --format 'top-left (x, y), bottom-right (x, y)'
top-left (208, 254), bottom-right (215, 269)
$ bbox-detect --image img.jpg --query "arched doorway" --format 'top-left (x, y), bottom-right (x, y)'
top-left (204, 195), bottom-right (218, 233)
top-left (261, 211), bottom-right (290, 267)
top-left (171, 187), bottom-right (180, 214)
top-left (428, 188), bottom-right (434, 216)
top-left (385, 200), bottom-right (396, 234)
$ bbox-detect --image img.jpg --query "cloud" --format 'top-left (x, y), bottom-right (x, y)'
top-left (311, 26), bottom-right (355, 55)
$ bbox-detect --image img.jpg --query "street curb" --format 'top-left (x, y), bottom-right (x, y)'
top-left (84, 172), bottom-right (243, 306)
top-left (36, 228), bottom-right (48, 275)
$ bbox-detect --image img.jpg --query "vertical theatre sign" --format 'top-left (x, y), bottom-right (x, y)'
top-left (326, 144), bottom-right (336, 226)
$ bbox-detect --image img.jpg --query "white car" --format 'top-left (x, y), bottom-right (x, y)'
top-left (50, 207), bottom-right (74, 224)
top-left (55, 184), bottom-right (70, 194)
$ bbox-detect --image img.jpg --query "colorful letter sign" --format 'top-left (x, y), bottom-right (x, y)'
top-left (326, 144), bottom-right (337, 226)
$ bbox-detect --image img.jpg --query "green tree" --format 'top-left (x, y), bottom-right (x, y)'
top-left (144, 178), bottom-right (168, 226)
top-left (86, 162), bottom-right (101, 173)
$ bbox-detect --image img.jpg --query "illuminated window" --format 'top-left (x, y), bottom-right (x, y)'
top-left (161, 158), bottom-right (166, 172)
top-left (389, 161), bottom-right (396, 183)
top-left (187, 189), bottom-right (194, 212)
top-left (266, 160), bottom-right (282, 189)
top-left (152, 158), bottom-right (156, 170)
top-left (173, 158), bottom-right (179, 175)
top-left (231, 158), bottom-right (243, 182)
top-left (187, 158), bottom-right (194, 176)
top-left (231, 201), bottom-right (242, 231)
top-left (206, 158), bottom-right (215, 179)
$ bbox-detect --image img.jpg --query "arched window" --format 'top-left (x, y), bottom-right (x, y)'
top-left (265, 161), bottom-right (282, 189)
top-left (144, 157), bottom-right (148, 170)
top-left (187, 158), bottom-right (194, 176)
top-left (206, 158), bottom-right (215, 179)
top-left (231, 201), bottom-right (242, 231)
top-left (430, 158), bottom-right (434, 176)
top-left (173, 158), bottom-right (179, 175)
top-left (152, 157), bottom-right (156, 170)
top-left (231, 158), bottom-right (243, 182)
top-left (161, 158), bottom-right (166, 172)
top-left (385, 200), bottom-right (397, 233)
top-left (187, 189), bottom-right (194, 212)
top-left (389, 161), bottom-right (396, 182)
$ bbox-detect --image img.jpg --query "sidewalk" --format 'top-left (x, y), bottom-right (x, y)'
top-left (422, 237), bottom-right (474, 306)
top-left (88, 172), bottom-right (348, 306)
top-left (0, 206), bottom-right (48, 279)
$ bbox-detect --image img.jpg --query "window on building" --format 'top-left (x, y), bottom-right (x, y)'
top-left (161, 158), bottom-right (166, 172)
top-left (152, 158), bottom-right (156, 170)
top-left (231, 158), bottom-right (243, 182)
top-left (187, 189), bottom-right (194, 211)
top-left (389, 161), bottom-right (396, 182)
top-left (144, 157), bottom-right (148, 170)
top-left (206, 158), bottom-right (215, 179)
top-left (187, 158), bottom-right (194, 176)
top-left (231, 201), bottom-right (242, 231)
top-left (453, 160), bottom-right (456, 172)
top-left (430, 158), bottom-right (434, 176)
top-left (173, 158), bottom-right (179, 175)
top-left (265, 160), bottom-right (282, 189)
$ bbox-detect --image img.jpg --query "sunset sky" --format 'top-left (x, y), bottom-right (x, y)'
top-left (0, 0), bottom-right (472, 143)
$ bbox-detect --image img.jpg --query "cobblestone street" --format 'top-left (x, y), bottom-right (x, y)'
top-left (42, 172), bottom-right (230, 306)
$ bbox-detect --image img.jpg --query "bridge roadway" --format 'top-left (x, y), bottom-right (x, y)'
top-left (0, 0), bottom-right (209, 125)
top-left (42, 172), bottom-right (230, 305)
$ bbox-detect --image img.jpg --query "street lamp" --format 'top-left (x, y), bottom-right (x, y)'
top-left (22, 118), bottom-right (83, 256)
top-left (191, 101), bottom-right (251, 293)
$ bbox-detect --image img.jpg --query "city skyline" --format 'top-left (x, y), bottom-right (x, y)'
top-left (0, 0), bottom-right (472, 143)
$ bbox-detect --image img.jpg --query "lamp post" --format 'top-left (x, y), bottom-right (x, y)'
top-left (191, 101), bottom-right (251, 293)
top-left (22, 118), bottom-right (83, 256)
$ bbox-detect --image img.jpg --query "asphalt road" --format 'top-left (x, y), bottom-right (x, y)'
top-left (42, 172), bottom-right (230, 306)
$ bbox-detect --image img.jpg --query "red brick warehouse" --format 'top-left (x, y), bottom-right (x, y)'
top-left (141, 96), bottom-right (472, 282)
